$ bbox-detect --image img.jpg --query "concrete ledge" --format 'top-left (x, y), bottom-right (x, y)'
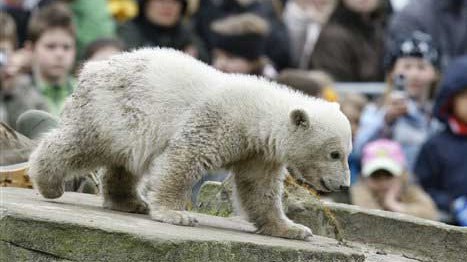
top-left (196, 181), bottom-right (467, 262)
top-left (0, 188), bottom-right (381, 262)
top-left (290, 200), bottom-right (467, 262)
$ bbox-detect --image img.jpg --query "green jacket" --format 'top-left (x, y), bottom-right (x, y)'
top-left (37, 77), bottom-right (76, 117)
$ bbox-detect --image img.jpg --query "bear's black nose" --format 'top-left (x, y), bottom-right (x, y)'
top-left (339, 185), bottom-right (350, 191)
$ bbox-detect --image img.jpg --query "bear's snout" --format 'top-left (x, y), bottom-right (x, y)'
top-left (321, 175), bottom-right (349, 192)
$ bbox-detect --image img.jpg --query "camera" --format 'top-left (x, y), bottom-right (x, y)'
top-left (0, 49), bottom-right (7, 69)
top-left (391, 74), bottom-right (407, 100)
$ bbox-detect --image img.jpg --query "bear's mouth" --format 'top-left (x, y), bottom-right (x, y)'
top-left (296, 177), bottom-right (331, 193)
top-left (287, 166), bottom-right (332, 193)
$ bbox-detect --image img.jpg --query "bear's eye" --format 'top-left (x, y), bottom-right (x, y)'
top-left (330, 151), bottom-right (341, 160)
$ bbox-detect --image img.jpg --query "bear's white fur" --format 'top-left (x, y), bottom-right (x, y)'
top-left (28, 48), bottom-right (352, 241)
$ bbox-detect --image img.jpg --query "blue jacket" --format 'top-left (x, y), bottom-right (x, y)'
top-left (355, 100), bottom-right (433, 175)
top-left (414, 56), bottom-right (467, 212)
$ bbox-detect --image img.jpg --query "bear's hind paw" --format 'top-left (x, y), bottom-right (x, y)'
top-left (150, 210), bottom-right (198, 226)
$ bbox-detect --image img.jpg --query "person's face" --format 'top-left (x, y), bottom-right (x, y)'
top-left (391, 57), bottom-right (437, 99)
top-left (146, 0), bottom-right (182, 27)
top-left (32, 28), bottom-right (75, 83)
top-left (366, 170), bottom-right (400, 195)
top-left (453, 89), bottom-right (467, 123)
top-left (212, 49), bottom-right (256, 74)
top-left (343, 0), bottom-right (379, 14)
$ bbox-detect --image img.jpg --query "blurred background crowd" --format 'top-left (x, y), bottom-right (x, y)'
top-left (1, 0), bottom-right (467, 227)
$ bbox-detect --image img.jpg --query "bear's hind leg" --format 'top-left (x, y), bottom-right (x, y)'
top-left (28, 129), bottom-right (98, 199)
top-left (232, 159), bottom-right (313, 241)
top-left (102, 165), bottom-right (148, 214)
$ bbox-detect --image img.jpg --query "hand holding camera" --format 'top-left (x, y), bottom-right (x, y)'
top-left (385, 75), bottom-right (408, 124)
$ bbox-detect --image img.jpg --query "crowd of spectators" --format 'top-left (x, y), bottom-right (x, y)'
top-left (1, 0), bottom-right (466, 226)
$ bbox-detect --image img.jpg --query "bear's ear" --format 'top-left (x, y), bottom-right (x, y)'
top-left (290, 109), bottom-right (309, 129)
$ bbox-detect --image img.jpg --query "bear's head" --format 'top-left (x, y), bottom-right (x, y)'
top-left (285, 104), bottom-right (352, 192)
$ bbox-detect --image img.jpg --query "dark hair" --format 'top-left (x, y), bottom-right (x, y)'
top-left (27, 2), bottom-right (76, 44)
top-left (83, 38), bottom-right (125, 61)
top-left (211, 13), bottom-right (269, 61)
top-left (276, 69), bottom-right (323, 97)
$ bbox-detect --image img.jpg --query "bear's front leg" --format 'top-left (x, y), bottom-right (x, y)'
top-left (143, 150), bottom-right (208, 226)
top-left (232, 160), bottom-right (313, 241)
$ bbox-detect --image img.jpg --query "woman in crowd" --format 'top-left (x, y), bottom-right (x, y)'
top-left (309, 0), bottom-right (389, 81)
top-left (282, 0), bottom-right (338, 68)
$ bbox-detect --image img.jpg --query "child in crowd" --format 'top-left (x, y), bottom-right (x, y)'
top-left (25, 2), bottom-right (77, 117)
top-left (351, 139), bottom-right (438, 220)
top-left (354, 31), bottom-right (440, 174)
top-left (415, 55), bottom-right (467, 225)
top-left (210, 13), bottom-right (277, 78)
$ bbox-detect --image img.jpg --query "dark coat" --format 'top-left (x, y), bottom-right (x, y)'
top-left (389, 0), bottom-right (467, 69)
top-left (414, 56), bottom-right (467, 212)
top-left (118, 0), bottom-right (208, 62)
top-left (308, 1), bottom-right (387, 82)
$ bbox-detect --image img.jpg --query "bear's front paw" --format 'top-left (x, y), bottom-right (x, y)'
top-left (257, 221), bottom-right (313, 241)
top-left (150, 209), bottom-right (198, 226)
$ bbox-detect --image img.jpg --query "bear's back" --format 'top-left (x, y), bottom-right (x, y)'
top-left (71, 48), bottom-right (224, 127)
top-left (78, 48), bottom-right (220, 100)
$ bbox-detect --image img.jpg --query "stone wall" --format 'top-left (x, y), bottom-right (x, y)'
top-left (0, 188), bottom-right (389, 262)
top-left (195, 181), bottom-right (467, 262)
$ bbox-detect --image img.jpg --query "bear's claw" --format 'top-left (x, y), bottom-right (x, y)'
top-left (150, 210), bottom-right (198, 226)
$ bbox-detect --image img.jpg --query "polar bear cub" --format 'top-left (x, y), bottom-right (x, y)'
top-left (28, 48), bottom-right (352, 241)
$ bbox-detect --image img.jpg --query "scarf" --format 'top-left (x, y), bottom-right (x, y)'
top-left (448, 116), bottom-right (467, 135)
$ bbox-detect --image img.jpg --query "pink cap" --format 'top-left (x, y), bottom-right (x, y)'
top-left (361, 139), bottom-right (406, 177)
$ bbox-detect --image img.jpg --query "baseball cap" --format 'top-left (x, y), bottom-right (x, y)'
top-left (361, 139), bottom-right (405, 177)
